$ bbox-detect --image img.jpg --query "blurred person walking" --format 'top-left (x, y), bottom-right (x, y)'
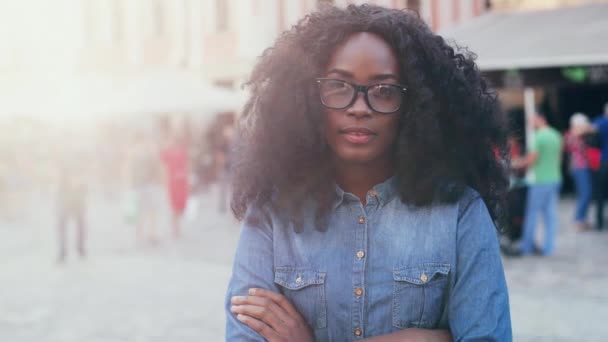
top-left (124, 130), bottom-right (164, 243)
top-left (501, 134), bottom-right (528, 255)
top-left (56, 148), bottom-right (88, 263)
top-left (590, 102), bottom-right (608, 231)
top-left (217, 123), bottom-right (235, 213)
top-left (160, 120), bottom-right (190, 238)
top-left (565, 113), bottom-right (593, 231)
top-left (514, 113), bottom-right (563, 256)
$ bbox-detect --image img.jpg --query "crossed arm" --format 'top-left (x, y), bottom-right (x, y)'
top-left (230, 287), bottom-right (452, 342)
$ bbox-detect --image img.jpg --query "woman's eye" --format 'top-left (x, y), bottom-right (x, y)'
top-left (327, 82), bottom-right (347, 90)
top-left (373, 86), bottom-right (397, 98)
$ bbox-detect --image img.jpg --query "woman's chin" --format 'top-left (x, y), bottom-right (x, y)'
top-left (335, 152), bottom-right (379, 166)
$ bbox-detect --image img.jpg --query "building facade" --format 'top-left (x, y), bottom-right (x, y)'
top-left (201, 0), bottom-right (489, 88)
top-left (491, 0), bottom-right (608, 11)
top-left (0, 0), bottom-right (490, 100)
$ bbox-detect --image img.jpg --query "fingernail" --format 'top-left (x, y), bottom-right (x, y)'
top-left (230, 305), bottom-right (236, 312)
top-left (236, 314), bottom-right (245, 321)
top-left (231, 296), bottom-right (243, 303)
top-left (248, 288), bottom-right (256, 295)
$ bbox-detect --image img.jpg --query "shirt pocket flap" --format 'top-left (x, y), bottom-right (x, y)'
top-left (274, 267), bottom-right (326, 290)
top-left (393, 263), bottom-right (450, 285)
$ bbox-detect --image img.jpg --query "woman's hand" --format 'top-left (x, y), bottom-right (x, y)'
top-left (231, 288), bottom-right (315, 342)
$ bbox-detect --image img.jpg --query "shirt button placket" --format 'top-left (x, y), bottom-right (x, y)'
top-left (353, 211), bottom-right (367, 339)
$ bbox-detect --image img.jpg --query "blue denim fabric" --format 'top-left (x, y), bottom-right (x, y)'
top-left (520, 182), bottom-right (561, 256)
top-left (225, 177), bottom-right (512, 341)
top-left (571, 169), bottom-right (592, 223)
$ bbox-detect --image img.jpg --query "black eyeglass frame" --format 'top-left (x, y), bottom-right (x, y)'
top-left (315, 78), bottom-right (408, 114)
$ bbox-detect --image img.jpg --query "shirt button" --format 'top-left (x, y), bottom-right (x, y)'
top-left (358, 216), bottom-right (366, 224)
top-left (354, 327), bottom-right (363, 336)
top-left (420, 273), bottom-right (428, 283)
top-left (356, 250), bottom-right (365, 259)
top-left (354, 287), bottom-right (363, 296)
top-left (295, 275), bottom-right (302, 284)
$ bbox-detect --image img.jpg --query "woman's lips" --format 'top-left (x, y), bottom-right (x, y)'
top-left (340, 127), bottom-right (376, 144)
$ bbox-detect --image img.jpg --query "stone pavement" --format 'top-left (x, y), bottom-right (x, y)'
top-left (504, 198), bottom-right (608, 341)
top-left (0, 189), bottom-right (607, 341)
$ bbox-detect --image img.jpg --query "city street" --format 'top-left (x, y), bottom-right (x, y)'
top-left (1, 188), bottom-right (607, 341)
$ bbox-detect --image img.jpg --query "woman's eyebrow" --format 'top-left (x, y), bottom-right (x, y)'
top-left (325, 69), bottom-right (399, 82)
top-left (370, 74), bottom-right (399, 81)
top-left (325, 68), bottom-right (353, 77)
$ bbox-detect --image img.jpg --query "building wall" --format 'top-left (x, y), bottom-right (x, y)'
top-left (491, 0), bottom-right (608, 11)
top-left (13, 0), bottom-right (605, 88)
top-left (201, 0), bottom-right (488, 87)
top-left (0, 0), bottom-right (488, 95)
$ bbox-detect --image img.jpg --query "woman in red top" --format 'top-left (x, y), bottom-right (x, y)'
top-left (161, 123), bottom-right (190, 238)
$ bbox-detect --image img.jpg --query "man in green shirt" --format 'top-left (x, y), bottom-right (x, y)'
top-left (515, 113), bottom-right (563, 256)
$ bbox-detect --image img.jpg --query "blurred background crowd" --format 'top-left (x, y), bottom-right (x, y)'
top-left (1, 0), bottom-right (607, 341)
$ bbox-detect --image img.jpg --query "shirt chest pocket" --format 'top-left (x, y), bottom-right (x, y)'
top-left (392, 263), bottom-right (450, 329)
top-left (273, 267), bottom-right (327, 329)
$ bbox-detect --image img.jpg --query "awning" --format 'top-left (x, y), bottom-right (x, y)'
top-left (440, 3), bottom-right (608, 71)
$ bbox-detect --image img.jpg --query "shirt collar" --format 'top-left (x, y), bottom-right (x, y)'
top-left (332, 175), bottom-right (399, 210)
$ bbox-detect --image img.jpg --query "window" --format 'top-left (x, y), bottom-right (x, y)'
top-left (153, 0), bottom-right (165, 37)
top-left (83, 0), bottom-right (96, 43)
top-left (83, 0), bottom-right (123, 44)
top-left (407, 0), bottom-right (421, 13)
top-left (216, 0), bottom-right (229, 32)
top-left (277, 0), bottom-right (285, 32)
top-left (111, 0), bottom-right (124, 42)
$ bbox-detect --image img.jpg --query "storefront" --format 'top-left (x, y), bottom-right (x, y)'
top-left (441, 3), bottom-right (608, 191)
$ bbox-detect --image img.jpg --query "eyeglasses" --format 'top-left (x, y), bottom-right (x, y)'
top-left (316, 78), bottom-right (407, 114)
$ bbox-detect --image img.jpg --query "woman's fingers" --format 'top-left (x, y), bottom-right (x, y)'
top-left (231, 294), bottom-right (294, 333)
top-left (247, 288), bottom-right (305, 324)
top-left (230, 304), bottom-right (284, 333)
top-left (231, 290), bottom-right (315, 342)
top-left (236, 314), bottom-right (281, 341)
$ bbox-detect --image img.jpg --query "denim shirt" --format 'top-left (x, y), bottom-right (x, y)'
top-left (225, 177), bottom-right (512, 341)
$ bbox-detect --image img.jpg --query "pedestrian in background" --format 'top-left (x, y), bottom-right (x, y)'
top-left (124, 130), bottom-right (163, 243)
top-left (217, 122), bottom-right (235, 213)
top-left (565, 113), bottom-right (592, 231)
top-left (591, 102), bottom-right (608, 231)
top-left (226, 4), bottom-right (511, 341)
top-left (56, 145), bottom-right (88, 263)
top-left (160, 118), bottom-right (190, 238)
top-left (501, 134), bottom-right (528, 255)
top-left (514, 113), bottom-right (563, 256)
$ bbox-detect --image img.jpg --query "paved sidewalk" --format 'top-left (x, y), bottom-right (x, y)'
top-left (0, 190), bottom-right (606, 341)
top-left (503, 197), bottom-right (608, 341)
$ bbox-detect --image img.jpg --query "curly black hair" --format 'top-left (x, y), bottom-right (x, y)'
top-left (231, 4), bottom-right (509, 231)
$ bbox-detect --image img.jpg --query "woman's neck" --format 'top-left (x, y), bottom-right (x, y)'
top-left (333, 157), bottom-right (394, 205)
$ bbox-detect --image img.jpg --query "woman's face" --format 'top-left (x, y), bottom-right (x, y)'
top-left (322, 32), bottom-right (401, 166)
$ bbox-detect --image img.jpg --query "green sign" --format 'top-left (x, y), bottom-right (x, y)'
top-left (561, 67), bottom-right (588, 83)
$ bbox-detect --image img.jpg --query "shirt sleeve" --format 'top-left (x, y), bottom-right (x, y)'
top-left (225, 205), bottom-right (280, 341)
top-left (448, 196), bottom-right (512, 341)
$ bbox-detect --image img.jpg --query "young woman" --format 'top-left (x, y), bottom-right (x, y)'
top-left (226, 5), bottom-right (511, 341)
